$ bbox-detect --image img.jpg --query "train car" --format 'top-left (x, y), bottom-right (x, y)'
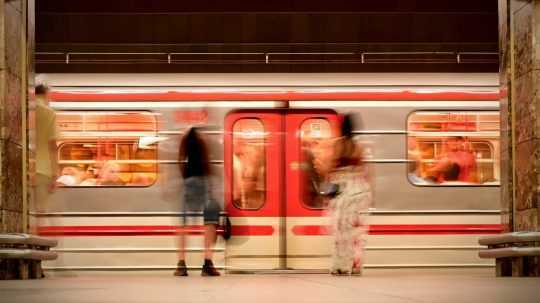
top-left (33, 73), bottom-right (502, 273)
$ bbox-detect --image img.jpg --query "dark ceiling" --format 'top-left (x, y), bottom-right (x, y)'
top-left (36, 0), bottom-right (499, 73)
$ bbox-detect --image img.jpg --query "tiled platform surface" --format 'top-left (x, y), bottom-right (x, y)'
top-left (1, 269), bottom-right (539, 303)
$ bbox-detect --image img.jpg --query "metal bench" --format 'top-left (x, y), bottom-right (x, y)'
top-left (0, 233), bottom-right (58, 279)
top-left (479, 232), bottom-right (540, 277)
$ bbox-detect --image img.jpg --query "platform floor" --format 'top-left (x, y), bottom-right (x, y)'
top-left (0, 268), bottom-right (539, 303)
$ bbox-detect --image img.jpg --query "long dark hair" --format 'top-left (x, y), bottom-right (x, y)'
top-left (179, 128), bottom-right (210, 178)
top-left (336, 113), bottom-right (362, 168)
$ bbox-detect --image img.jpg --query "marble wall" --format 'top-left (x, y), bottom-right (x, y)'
top-left (499, 0), bottom-right (513, 232)
top-left (510, 0), bottom-right (540, 232)
top-left (499, 0), bottom-right (540, 234)
top-left (0, 0), bottom-right (28, 233)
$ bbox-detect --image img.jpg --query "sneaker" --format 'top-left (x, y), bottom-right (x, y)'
top-left (174, 260), bottom-right (188, 277)
top-left (330, 269), bottom-right (350, 276)
top-left (201, 259), bottom-right (220, 276)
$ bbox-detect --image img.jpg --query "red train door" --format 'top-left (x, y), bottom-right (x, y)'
top-left (284, 111), bottom-right (340, 269)
top-left (224, 111), bottom-right (285, 271)
top-left (224, 109), bottom-right (339, 271)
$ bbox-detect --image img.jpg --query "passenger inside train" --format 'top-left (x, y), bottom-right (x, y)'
top-left (407, 112), bottom-right (499, 185)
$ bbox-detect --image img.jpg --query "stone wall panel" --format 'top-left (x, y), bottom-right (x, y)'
top-left (0, 210), bottom-right (23, 233)
top-left (2, 141), bottom-right (22, 212)
top-left (5, 71), bottom-right (22, 144)
top-left (514, 70), bottom-right (536, 144)
top-left (0, 2), bottom-right (4, 70)
top-left (513, 2), bottom-right (533, 79)
top-left (515, 139), bottom-right (538, 210)
top-left (515, 208), bottom-right (539, 231)
top-left (500, 0), bottom-right (510, 85)
top-left (4, 1), bottom-right (22, 77)
top-left (6, 0), bottom-right (23, 13)
top-left (511, 0), bottom-right (532, 14)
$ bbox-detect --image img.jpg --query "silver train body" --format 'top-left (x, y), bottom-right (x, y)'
top-left (34, 73), bottom-right (501, 272)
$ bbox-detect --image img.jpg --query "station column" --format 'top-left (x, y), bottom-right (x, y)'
top-left (499, 0), bottom-right (540, 272)
top-left (0, 0), bottom-right (33, 234)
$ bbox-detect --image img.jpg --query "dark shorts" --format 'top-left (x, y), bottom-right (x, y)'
top-left (182, 177), bottom-right (220, 225)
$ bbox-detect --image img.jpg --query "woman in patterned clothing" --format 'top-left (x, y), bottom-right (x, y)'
top-left (318, 114), bottom-right (372, 276)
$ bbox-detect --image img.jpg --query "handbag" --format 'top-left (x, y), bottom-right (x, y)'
top-left (318, 181), bottom-right (340, 198)
top-left (221, 216), bottom-right (232, 240)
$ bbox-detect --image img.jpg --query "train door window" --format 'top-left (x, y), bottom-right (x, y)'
top-left (407, 111), bottom-right (500, 186)
top-left (232, 119), bottom-right (266, 209)
top-left (56, 112), bottom-right (159, 187)
top-left (299, 118), bottom-right (332, 209)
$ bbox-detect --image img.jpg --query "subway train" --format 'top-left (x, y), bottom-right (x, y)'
top-left (33, 73), bottom-right (502, 272)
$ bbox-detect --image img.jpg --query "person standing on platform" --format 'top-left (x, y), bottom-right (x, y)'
top-left (317, 114), bottom-right (372, 276)
top-left (33, 84), bottom-right (59, 233)
top-left (174, 127), bottom-right (221, 277)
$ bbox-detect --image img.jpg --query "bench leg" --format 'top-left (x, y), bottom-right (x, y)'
top-left (18, 260), bottom-right (29, 280)
top-left (522, 256), bottom-right (540, 277)
top-left (511, 257), bottom-right (524, 277)
top-left (496, 258), bottom-right (512, 277)
top-left (30, 260), bottom-right (43, 279)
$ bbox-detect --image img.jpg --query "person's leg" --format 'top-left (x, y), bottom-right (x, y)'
top-left (32, 174), bottom-right (51, 234)
top-left (201, 206), bottom-right (220, 276)
top-left (330, 199), bottom-right (351, 274)
top-left (174, 215), bottom-right (188, 276)
top-left (204, 224), bottom-right (217, 259)
top-left (351, 192), bottom-right (371, 275)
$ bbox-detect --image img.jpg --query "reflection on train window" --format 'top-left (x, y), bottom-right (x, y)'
top-left (300, 118), bottom-right (332, 209)
top-left (407, 112), bottom-right (500, 186)
top-left (232, 119), bottom-right (266, 210)
top-left (56, 112), bottom-right (159, 187)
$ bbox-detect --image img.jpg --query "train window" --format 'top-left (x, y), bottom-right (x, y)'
top-left (232, 119), bottom-right (266, 210)
top-left (300, 118), bottom-right (332, 209)
top-left (407, 111), bottom-right (500, 186)
top-left (56, 112), bottom-right (159, 187)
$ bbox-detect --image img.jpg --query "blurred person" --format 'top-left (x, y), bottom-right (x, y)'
top-left (407, 138), bottom-right (435, 184)
top-left (429, 136), bottom-right (477, 183)
top-left (79, 165), bottom-right (99, 186)
top-left (300, 136), bottom-right (326, 208)
top-left (174, 128), bottom-right (220, 277)
top-left (317, 114), bottom-right (372, 276)
top-left (426, 159), bottom-right (462, 184)
top-left (441, 162), bottom-right (461, 183)
top-left (407, 137), bottom-right (424, 183)
top-left (33, 84), bottom-right (59, 233)
top-left (56, 166), bottom-right (86, 186)
top-left (96, 161), bottom-right (125, 186)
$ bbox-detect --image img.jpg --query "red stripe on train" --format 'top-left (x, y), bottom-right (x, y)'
top-left (37, 224), bottom-right (501, 237)
top-left (37, 225), bottom-right (274, 237)
top-left (292, 224), bottom-right (503, 236)
top-left (49, 90), bottom-right (500, 102)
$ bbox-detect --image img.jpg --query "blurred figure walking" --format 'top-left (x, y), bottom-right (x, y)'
top-left (174, 127), bottom-right (221, 277)
top-left (317, 114), bottom-right (372, 276)
top-left (33, 84), bottom-right (59, 232)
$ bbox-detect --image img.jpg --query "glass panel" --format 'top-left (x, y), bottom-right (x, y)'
top-left (407, 111), bottom-right (500, 186)
top-left (232, 119), bottom-right (266, 210)
top-left (299, 118), bottom-right (332, 209)
top-left (56, 111), bottom-right (158, 187)
top-left (57, 112), bottom-right (156, 133)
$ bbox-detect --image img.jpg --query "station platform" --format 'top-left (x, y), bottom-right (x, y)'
top-left (1, 268), bottom-right (539, 303)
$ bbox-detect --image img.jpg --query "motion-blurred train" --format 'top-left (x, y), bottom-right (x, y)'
top-left (33, 73), bottom-right (502, 272)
